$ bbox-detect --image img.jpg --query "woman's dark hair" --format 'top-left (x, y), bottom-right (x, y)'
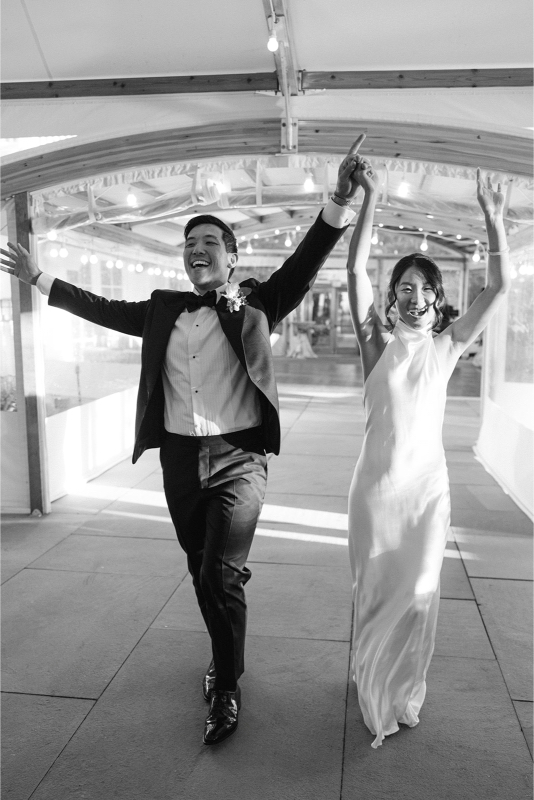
top-left (385, 254), bottom-right (446, 330)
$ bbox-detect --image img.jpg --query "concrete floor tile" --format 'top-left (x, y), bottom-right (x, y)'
top-left (435, 599), bottom-right (494, 660)
top-left (130, 471), bottom-right (165, 492)
top-left (1, 569), bottom-right (178, 698)
top-left (513, 701), bottom-right (533, 759)
top-left (30, 534), bottom-right (188, 577)
top-left (471, 579), bottom-right (533, 701)
top-left (1, 692), bottom-right (94, 800)
top-left (466, 484), bottom-right (522, 512)
top-left (280, 433), bottom-right (364, 457)
top-left (153, 562), bottom-right (353, 642)
top-left (342, 657), bottom-right (532, 800)
top-left (77, 511), bottom-right (175, 540)
top-left (453, 528), bottom-right (533, 579)
top-left (439, 544), bottom-right (474, 599)
top-left (28, 630), bottom-right (349, 800)
top-left (263, 492), bottom-right (351, 515)
top-left (451, 507), bottom-right (533, 535)
top-left (249, 524), bottom-right (349, 567)
top-left (447, 466), bottom-right (498, 485)
top-left (1, 515), bottom-right (88, 584)
top-left (90, 455), bottom-right (158, 488)
top-left (449, 484), bottom-right (485, 511)
top-left (446, 450), bottom-right (482, 464)
top-left (266, 454), bottom-right (355, 496)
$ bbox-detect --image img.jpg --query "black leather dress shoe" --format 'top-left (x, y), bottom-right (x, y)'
top-left (202, 660), bottom-right (216, 702)
top-left (203, 686), bottom-right (241, 745)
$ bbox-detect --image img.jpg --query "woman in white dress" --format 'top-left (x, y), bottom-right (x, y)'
top-left (346, 158), bottom-right (510, 748)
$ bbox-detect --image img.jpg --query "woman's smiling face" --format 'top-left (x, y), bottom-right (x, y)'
top-left (394, 266), bottom-right (437, 330)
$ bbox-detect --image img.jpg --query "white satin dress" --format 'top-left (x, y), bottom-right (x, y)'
top-left (348, 319), bottom-right (458, 748)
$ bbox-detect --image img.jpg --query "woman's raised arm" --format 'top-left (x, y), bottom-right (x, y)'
top-left (346, 161), bottom-right (388, 378)
top-left (443, 170), bottom-right (510, 352)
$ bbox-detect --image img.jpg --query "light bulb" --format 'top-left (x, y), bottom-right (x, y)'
top-left (50, 248), bottom-right (58, 258)
top-left (148, 267), bottom-right (154, 276)
top-left (106, 260), bottom-right (114, 269)
top-left (472, 250), bottom-right (481, 263)
top-left (154, 267), bottom-right (161, 276)
top-left (285, 235), bottom-right (291, 247)
top-left (418, 228), bottom-right (423, 232)
top-left (303, 175), bottom-right (314, 193)
top-left (371, 228), bottom-right (378, 245)
top-left (136, 263), bottom-right (144, 273)
top-left (295, 225), bottom-right (301, 232)
top-left (169, 270), bottom-right (176, 278)
top-left (253, 234), bottom-right (259, 239)
top-left (456, 234), bottom-right (462, 240)
top-left (246, 243), bottom-right (253, 254)
top-left (267, 33), bottom-right (279, 52)
top-left (399, 225), bottom-right (404, 230)
top-left (437, 230), bottom-right (443, 235)
top-left (115, 260), bottom-right (123, 269)
top-left (163, 270), bottom-right (169, 278)
top-left (89, 254), bottom-right (98, 264)
top-left (128, 263), bottom-right (135, 272)
top-left (398, 182), bottom-right (410, 198)
top-left (127, 192), bottom-right (138, 207)
top-left (59, 247), bottom-right (68, 258)
top-left (47, 231), bottom-right (58, 241)
top-left (274, 229), bottom-right (280, 235)
top-left (378, 223), bottom-right (384, 228)
top-left (80, 254), bottom-right (89, 264)
top-left (420, 237), bottom-right (428, 252)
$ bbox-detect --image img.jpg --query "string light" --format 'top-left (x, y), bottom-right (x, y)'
top-left (253, 234), bottom-right (259, 239)
top-left (115, 260), bottom-right (123, 269)
top-left (274, 229), bottom-right (280, 235)
top-left (420, 235), bottom-right (429, 252)
top-left (128, 263), bottom-right (135, 272)
top-left (80, 254), bottom-right (89, 264)
top-left (303, 174), bottom-right (314, 193)
top-left (127, 192), bottom-right (138, 207)
top-left (378, 223), bottom-right (384, 228)
top-left (371, 228), bottom-right (379, 245)
top-left (246, 242), bottom-right (253, 254)
top-left (135, 263), bottom-right (144, 273)
top-left (267, 16), bottom-right (279, 52)
top-left (456, 234), bottom-right (462, 240)
top-left (295, 225), bottom-right (301, 232)
top-left (106, 260), bottom-right (114, 269)
top-left (50, 248), bottom-right (58, 258)
top-left (154, 267), bottom-right (161, 276)
top-left (148, 267), bottom-right (154, 276)
top-left (398, 182), bottom-right (410, 198)
top-left (472, 247), bottom-right (481, 263)
top-left (437, 230), bottom-right (443, 236)
top-left (89, 254), bottom-right (98, 264)
top-left (46, 231), bottom-right (58, 241)
top-left (59, 247), bottom-right (69, 258)
top-left (284, 234), bottom-right (292, 247)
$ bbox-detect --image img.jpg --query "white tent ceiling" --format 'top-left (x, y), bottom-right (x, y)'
top-left (1, 0), bottom-right (532, 257)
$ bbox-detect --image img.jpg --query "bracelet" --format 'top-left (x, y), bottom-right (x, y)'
top-left (331, 194), bottom-right (353, 208)
top-left (487, 247), bottom-right (510, 256)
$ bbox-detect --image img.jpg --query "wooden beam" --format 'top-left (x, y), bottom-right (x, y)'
top-left (81, 223), bottom-right (180, 257)
top-left (1, 119), bottom-right (531, 200)
top-left (302, 68), bottom-right (533, 90)
top-left (1, 73), bottom-right (278, 100)
top-left (8, 193), bottom-right (51, 514)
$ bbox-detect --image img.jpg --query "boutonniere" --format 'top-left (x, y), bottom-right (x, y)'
top-left (221, 283), bottom-right (249, 313)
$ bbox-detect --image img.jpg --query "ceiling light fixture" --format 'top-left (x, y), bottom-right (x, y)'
top-left (303, 174), bottom-right (314, 193)
top-left (398, 181), bottom-right (410, 198)
top-left (127, 192), bottom-right (138, 207)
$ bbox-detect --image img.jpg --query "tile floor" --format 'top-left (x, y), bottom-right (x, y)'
top-left (2, 357), bottom-right (532, 800)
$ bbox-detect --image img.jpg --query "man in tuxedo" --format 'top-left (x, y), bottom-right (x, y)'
top-left (1, 135), bottom-right (364, 744)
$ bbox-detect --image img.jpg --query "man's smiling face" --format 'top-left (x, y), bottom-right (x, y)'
top-left (183, 223), bottom-right (232, 294)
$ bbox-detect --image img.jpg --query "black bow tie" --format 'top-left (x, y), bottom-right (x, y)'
top-left (184, 290), bottom-right (218, 312)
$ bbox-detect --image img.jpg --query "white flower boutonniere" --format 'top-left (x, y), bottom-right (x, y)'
top-left (222, 283), bottom-right (248, 313)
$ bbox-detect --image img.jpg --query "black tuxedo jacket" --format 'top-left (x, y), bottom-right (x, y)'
top-left (48, 211), bottom-right (346, 462)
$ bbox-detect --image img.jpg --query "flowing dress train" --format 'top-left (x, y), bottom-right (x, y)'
top-left (348, 319), bottom-right (458, 748)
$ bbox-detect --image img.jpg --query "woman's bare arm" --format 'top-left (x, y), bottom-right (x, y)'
top-left (346, 161), bottom-right (388, 379)
top-left (439, 170), bottom-right (510, 353)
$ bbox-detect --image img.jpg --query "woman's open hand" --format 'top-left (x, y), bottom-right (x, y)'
top-left (476, 169), bottom-right (505, 220)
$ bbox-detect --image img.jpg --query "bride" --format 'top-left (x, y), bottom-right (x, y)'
top-left (346, 157), bottom-right (510, 747)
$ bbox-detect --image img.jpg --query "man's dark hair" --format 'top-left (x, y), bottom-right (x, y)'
top-left (184, 215), bottom-right (238, 255)
top-left (385, 253), bottom-right (446, 331)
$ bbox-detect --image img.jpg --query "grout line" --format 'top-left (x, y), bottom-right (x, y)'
top-left (1, 690), bottom-right (97, 701)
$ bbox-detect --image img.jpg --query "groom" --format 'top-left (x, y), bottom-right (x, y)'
top-left (1, 135), bottom-right (364, 745)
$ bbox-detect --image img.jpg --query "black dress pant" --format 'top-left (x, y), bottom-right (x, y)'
top-left (160, 428), bottom-right (267, 691)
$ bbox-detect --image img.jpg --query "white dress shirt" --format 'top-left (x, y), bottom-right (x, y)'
top-left (36, 199), bottom-right (354, 436)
